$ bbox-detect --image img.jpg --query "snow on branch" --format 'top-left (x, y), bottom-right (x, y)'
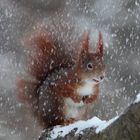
top-left (39, 93), bottom-right (140, 140)
top-left (134, 93), bottom-right (140, 104)
top-left (48, 116), bottom-right (119, 139)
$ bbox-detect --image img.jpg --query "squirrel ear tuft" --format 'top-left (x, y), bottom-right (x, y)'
top-left (96, 32), bottom-right (103, 57)
top-left (81, 31), bottom-right (90, 53)
top-left (76, 31), bottom-right (90, 71)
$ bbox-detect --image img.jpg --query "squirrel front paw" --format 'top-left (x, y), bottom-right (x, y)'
top-left (71, 95), bottom-right (82, 103)
top-left (82, 95), bottom-right (98, 104)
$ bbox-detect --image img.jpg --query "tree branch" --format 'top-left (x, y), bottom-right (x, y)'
top-left (39, 102), bottom-right (140, 140)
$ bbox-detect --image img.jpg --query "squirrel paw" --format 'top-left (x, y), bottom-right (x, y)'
top-left (82, 95), bottom-right (97, 104)
top-left (71, 95), bottom-right (82, 103)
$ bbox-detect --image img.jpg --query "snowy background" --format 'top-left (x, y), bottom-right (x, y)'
top-left (0, 0), bottom-right (140, 140)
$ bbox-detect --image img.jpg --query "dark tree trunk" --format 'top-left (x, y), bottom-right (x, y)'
top-left (39, 102), bottom-right (140, 140)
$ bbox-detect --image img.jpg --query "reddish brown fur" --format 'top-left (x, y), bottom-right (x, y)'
top-left (17, 28), bottom-right (105, 128)
top-left (24, 29), bottom-right (74, 81)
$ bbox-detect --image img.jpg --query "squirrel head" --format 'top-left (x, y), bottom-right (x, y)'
top-left (76, 31), bottom-right (105, 84)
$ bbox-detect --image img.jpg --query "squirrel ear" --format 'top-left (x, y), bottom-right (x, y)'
top-left (76, 31), bottom-right (90, 71)
top-left (81, 31), bottom-right (90, 54)
top-left (96, 32), bottom-right (103, 57)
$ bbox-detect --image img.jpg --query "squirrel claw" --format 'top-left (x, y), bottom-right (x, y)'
top-left (82, 96), bottom-right (94, 104)
top-left (83, 98), bottom-right (94, 104)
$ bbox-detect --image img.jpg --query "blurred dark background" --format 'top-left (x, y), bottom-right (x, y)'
top-left (0, 0), bottom-right (140, 139)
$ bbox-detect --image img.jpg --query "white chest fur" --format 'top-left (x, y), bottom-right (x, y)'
top-left (77, 80), bottom-right (95, 96)
top-left (65, 80), bottom-right (95, 119)
top-left (65, 98), bottom-right (85, 119)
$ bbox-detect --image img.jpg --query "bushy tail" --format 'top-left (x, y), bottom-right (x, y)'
top-left (17, 28), bottom-right (55, 102)
top-left (23, 29), bottom-right (55, 81)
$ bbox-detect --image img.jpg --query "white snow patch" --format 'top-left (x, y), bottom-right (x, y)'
top-left (50, 116), bottom-right (119, 139)
top-left (134, 93), bottom-right (140, 104)
top-left (96, 116), bottom-right (119, 133)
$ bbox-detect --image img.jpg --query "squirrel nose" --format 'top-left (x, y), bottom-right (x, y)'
top-left (100, 75), bottom-right (104, 80)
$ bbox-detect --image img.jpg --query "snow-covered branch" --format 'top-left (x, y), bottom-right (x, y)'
top-left (39, 93), bottom-right (140, 140)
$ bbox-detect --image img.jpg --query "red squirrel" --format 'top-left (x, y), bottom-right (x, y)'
top-left (17, 27), bottom-right (105, 128)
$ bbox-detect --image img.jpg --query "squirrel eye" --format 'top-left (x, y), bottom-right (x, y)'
top-left (87, 63), bottom-right (93, 70)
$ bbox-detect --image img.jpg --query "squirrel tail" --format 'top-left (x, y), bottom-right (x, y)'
top-left (23, 29), bottom-right (54, 81)
top-left (16, 77), bottom-right (39, 103)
